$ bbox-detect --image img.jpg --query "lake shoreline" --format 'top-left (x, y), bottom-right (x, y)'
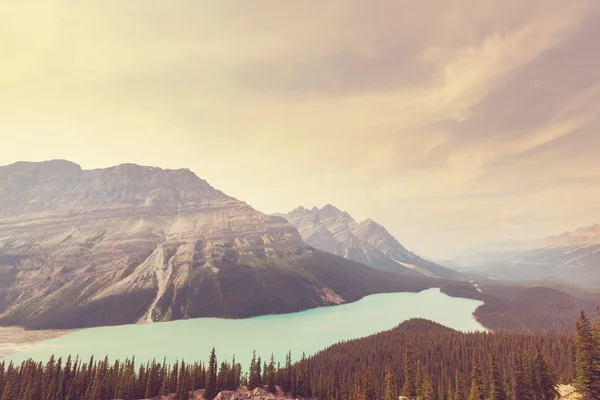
top-left (2, 289), bottom-right (485, 367)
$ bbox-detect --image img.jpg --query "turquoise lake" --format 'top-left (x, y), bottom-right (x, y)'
top-left (2, 288), bottom-right (485, 367)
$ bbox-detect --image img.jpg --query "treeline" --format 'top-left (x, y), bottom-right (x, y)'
top-left (0, 314), bottom-right (599, 400)
top-left (441, 281), bottom-right (600, 333)
top-left (305, 319), bottom-right (572, 400)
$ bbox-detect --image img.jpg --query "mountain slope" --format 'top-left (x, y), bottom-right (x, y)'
top-left (281, 205), bottom-right (460, 279)
top-left (447, 225), bottom-right (600, 284)
top-left (0, 160), bottom-right (438, 329)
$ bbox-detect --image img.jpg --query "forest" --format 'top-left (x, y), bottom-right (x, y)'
top-left (0, 311), bottom-right (599, 400)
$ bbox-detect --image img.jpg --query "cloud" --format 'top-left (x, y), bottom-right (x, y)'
top-left (1, 0), bottom-right (599, 258)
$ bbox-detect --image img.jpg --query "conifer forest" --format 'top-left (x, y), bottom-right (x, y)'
top-left (0, 313), bottom-right (599, 400)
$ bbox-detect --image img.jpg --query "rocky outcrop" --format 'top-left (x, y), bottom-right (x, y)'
top-left (148, 387), bottom-right (309, 399)
top-left (214, 387), bottom-right (299, 400)
top-left (0, 161), bottom-right (438, 329)
top-left (282, 205), bottom-right (459, 279)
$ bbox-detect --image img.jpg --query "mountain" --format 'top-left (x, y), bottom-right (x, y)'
top-left (280, 205), bottom-right (460, 279)
top-left (0, 160), bottom-right (439, 329)
top-left (447, 225), bottom-right (600, 284)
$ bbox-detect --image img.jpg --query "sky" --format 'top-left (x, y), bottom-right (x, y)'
top-left (2, 0), bottom-right (600, 260)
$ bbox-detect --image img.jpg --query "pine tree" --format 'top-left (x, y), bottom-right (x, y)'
top-left (489, 350), bottom-right (507, 400)
top-left (384, 352), bottom-right (398, 400)
top-left (403, 344), bottom-right (417, 398)
top-left (468, 355), bottom-right (485, 400)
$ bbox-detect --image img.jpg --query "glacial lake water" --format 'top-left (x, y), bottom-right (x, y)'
top-left (2, 288), bottom-right (485, 367)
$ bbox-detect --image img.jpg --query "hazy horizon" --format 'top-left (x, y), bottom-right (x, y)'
top-left (2, 1), bottom-right (600, 259)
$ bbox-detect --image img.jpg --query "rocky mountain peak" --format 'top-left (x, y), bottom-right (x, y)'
top-left (319, 204), bottom-right (343, 218)
top-left (283, 204), bottom-right (460, 279)
top-left (0, 161), bottom-right (229, 218)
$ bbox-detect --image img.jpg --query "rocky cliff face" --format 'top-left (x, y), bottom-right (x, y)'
top-left (0, 161), bottom-right (437, 329)
top-left (282, 205), bottom-right (459, 279)
top-left (448, 225), bottom-right (600, 284)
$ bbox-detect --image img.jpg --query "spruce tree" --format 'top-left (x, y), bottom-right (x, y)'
top-left (403, 344), bottom-right (417, 399)
top-left (364, 369), bottom-right (376, 400)
top-left (384, 352), bottom-right (398, 400)
top-left (489, 351), bottom-right (507, 400)
top-left (248, 351), bottom-right (258, 390)
top-left (575, 311), bottom-right (597, 399)
top-left (511, 350), bottom-right (525, 400)
top-left (267, 354), bottom-right (276, 393)
top-left (291, 367), bottom-right (298, 399)
top-left (256, 356), bottom-right (262, 386)
top-left (283, 351), bottom-right (292, 393)
top-left (422, 372), bottom-right (436, 400)
top-left (318, 373), bottom-right (327, 400)
top-left (455, 371), bottom-right (465, 400)
top-left (204, 348), bottom-right (217, 400)
top-left (592, 309), bottom-right (600, 399)
top-left (468, 355), bottom-right (485, 400)
top-left (417, 360), bottom-right (425, 399)
top-left (534, 347), bottom-right (558, 400)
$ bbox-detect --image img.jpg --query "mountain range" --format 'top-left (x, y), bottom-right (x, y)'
top-left (0, 160), bottom-right (440, 329)
top-left (280, 205), bottom-right (459, 279)
top-left (446, 225), bottom-right (600, 285)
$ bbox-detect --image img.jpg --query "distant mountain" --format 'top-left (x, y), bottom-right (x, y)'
top-left (0, 160), bottom-right (439, 329)
top-left (280, 205), bottom-right (460, 279)
top-left (447, 225), bottom-right (600, 284)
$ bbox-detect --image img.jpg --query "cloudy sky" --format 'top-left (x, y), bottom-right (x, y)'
top-left (2, 0), bottom-right (599, 259)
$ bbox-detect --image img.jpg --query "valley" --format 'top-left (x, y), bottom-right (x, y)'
top-left (0, 161), bottom-right (441, 330)
top-left (1, 288), bottom-right (485, 368)
top-left (0, 160), bottom-right (598, 400)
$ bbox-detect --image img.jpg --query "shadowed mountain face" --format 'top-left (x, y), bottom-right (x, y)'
top-left (0, 160), bottom-right (438, 329)
top-left (446, 225), bottom-right (600, 285)
top-left (281, 205), bottom-right (460, 279)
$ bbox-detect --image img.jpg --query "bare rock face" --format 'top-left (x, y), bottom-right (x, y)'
top-left (0, 161), bottom-right (311, 328)
top-left (0, 161), bottom-right (437, 329)
top-left (282, 205), bottom-right (459, 279)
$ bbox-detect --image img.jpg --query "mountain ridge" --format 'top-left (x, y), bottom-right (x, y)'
top-left (448, 224), bottom-right (600, 284)
top-left (0, 160), bottom-right (441, 329)
top-left (280, 205), bottom-right (460, 279)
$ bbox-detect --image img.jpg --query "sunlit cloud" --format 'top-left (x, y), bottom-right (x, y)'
top-left (1, 0), bottom-right (599, 258)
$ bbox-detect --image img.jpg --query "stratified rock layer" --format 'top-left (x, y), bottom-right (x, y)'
top-left (0, 161), bottom-right (436, 329)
